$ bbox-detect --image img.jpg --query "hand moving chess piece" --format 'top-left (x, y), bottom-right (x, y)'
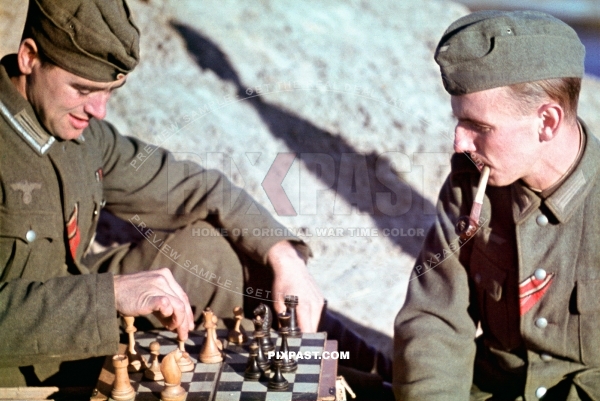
top-left (144, 341), bottom-right (163, 381)
top-left (123, 316), bottom-right (148, 372)
top-left (177, 338), bottom-right (195, 372)
top-left (227, 306), bottom-right (247, 344)
top-left (284, 295), bottom-right (301, 337)
top-left (111, 354), bottom-right (135, 401)
top-left (199, 308), bottom-right (223, 363)
top-left (160, 350), bottom-right (187, 401)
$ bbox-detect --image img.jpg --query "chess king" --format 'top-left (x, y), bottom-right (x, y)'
top-left (393, 10), bottom-right (600, 401)
top-left (0, 0), bottom-right (391, 390)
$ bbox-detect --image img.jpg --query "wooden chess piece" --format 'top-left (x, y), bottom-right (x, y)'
top-left (268, 359), bottom-right (289, 391)
top-left (177, 339), bottom-right (195, 372)
top-left (212, 314), bottom-right (223, 350)
top-left (252, 315), bottom-right (274, 354)
top-left (123, 316), bottom-right (148, 372)
top-left (111, 354), bottom-right (135, 401)
top-left (252, 334), bottom-right (271, 371)
top-left (227, 306), bottom-right (247, 344)
top-left (284, 295), bottom-right (301, 337)
top-left (160, 350), bottom-right (187, 401)
top-left (199, 308), bottom-right (223, 363)
top-left (278, 313), bottom-right (298, 372)
top-left (144, 341), bottom-right (164, 381)
top-left (253, 304), bottom-right (275, 352)
top-left (244, 343), bottom-right (262, 381)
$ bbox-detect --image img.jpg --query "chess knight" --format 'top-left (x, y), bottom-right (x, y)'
top-left (0, 0), bottom-right (390, 393)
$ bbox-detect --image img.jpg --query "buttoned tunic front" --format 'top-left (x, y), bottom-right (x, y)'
top-left (394, 123), bottom-right (600, 400)
top-left (0, 57), bottom-right (299, 377)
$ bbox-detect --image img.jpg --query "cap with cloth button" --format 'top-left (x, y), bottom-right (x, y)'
top-left (435, 10), bottom-right (585, 95)
top-left (24, 0), bottom-right (140, 82)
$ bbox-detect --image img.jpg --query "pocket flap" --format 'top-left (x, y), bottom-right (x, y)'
top-left (577, 279), bottom-right (600, 314)
top-left (0, 208), bottom-right (62, 241)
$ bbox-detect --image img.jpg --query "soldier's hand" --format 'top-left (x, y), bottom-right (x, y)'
top-left (267, 241), bottom-right (325, 332)
top-left (113, 268), bottom-right (195, 340)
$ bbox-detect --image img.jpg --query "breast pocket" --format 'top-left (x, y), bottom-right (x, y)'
top-left (0, 209), bottom-right (65, 281)
top-left (576, 279), bottom-right (600, 365)
top-left (470, 243), bottom-right (515, 349)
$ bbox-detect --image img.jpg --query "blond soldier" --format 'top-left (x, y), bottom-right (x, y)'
top-left (393, 10), bottom-right (599, 400)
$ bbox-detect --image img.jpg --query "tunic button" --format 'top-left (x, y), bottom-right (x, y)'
top-left (535, 317), bottom-right (548, 329)
top-left (534, 269), bottom-right (547, 281)
top-left (540, 353), bottom-right (552, 362)
top-left (26, 230), bottom-right (37, 242)
top-left (535, 386), bottom-right (547, 398)
top-left (536, 214), bottom-right (548, 227)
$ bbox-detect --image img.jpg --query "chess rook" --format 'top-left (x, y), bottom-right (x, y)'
top-left (111, 354), bottom-right (135, 401)
top-left (284, 295), bottom-right (301, 337)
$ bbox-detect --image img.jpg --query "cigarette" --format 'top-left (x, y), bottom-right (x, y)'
top-left (469, 165), bottom-right (490, 226)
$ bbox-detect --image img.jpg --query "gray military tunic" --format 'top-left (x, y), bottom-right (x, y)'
top-left (0, 56), bottom-right (305, 384)
top-left (394, 122), bottom-right (600, 400)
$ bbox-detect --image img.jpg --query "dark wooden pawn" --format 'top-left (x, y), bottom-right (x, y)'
top-left (244, 344), bottom-right (262, 381)
top-left (252, 334), bottom-right (271, 371)
top-left (284, 295), bottom-right (301, 337)
top-left (268, 359), bottom-right (289, 391)
top-left (278, 313), bottom-right (298, 372)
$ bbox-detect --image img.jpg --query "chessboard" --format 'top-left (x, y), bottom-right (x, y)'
top-left (93, 330), bottom-right (338, 401)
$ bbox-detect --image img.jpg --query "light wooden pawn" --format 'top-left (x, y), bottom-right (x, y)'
top-left (144, 341), bottom-right (163, 381)
top-left (227, 306), bottom-right (247, 344)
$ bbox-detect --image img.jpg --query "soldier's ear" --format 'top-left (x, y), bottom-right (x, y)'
top-left (537, 103), bottom-right (562, 142)
top-left (16, 38), bottom-right (42, 76)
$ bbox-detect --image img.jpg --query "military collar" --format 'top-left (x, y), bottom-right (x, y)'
top-left (0, 55), bottom-right (85, 155)
top-left (512, 120), bottom-right (599, 225)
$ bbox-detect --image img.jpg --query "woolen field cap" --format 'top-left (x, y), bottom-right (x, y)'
top-left (24, 0), bottom-right (140, 82)
top-left (435, 10), bottom-right (585, 95)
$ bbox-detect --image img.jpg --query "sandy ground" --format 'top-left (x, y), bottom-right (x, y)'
top-left (2, 0), bottom-right (600, 359)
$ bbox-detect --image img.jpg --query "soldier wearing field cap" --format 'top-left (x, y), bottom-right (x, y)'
top-left (394, 10), bottom-right (598, 400)
top-left (0, 0), bottom-right (330, 386)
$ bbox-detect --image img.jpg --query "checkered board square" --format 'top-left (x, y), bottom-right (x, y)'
top-left (121, 330), bottom-right (327, 401)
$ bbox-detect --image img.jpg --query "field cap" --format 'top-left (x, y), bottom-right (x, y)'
top-left (25, 0), bottom-right (140, 82)
top-left (435, 10), bottom-right (585, 95)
